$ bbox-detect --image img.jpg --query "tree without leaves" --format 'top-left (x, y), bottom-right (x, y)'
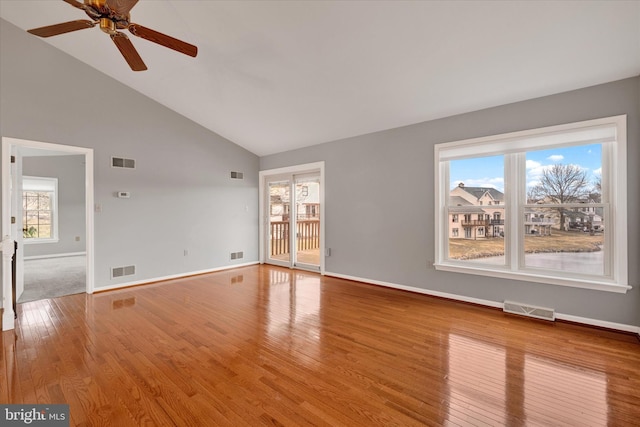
top-left (590, 176), bottom-right (602, 203)
top-left (528, 164), bottom-right (590, 231)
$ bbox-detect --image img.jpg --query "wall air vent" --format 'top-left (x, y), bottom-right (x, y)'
top-left (503, 301), bottom-right (555, 321)
top-left (111, 265), bottom-right (136, 279)
top-left (112, 157), bottom-right (136, 169)
top-left (230, 171), bottom-right (244, 179)
top-left (230, 251), bottom-right (244, 260)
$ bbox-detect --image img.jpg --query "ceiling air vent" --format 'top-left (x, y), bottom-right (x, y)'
top-left (230, 171), bottom-right (244, 179)
top-left (503, 301), bottom-right (555, 321)
top-left (112, 157), bottom-right (136, 169)
top-left (111, 265), bottom-right (136, 279)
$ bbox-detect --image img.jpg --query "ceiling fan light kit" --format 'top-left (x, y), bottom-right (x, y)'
top-left (26, 0), bottom-right (198, 71)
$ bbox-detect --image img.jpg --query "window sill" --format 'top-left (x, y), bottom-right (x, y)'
top-left (434, 262), bottom-right (631, 294)
top-left (23, 238), bottom-right (59, 245)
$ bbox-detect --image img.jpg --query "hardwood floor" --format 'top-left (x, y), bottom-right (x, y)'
top-left (2, 265), bottom-right (639, 426)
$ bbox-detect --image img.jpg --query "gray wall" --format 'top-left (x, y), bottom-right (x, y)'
top-left (1, 19), bottom-right (259, 290)
top-left (261, 76), bottom-right (640, 327)
top-left (22, 155), bottom-right (86, 257)
top-left (2, 16), bottom-right (638, 328)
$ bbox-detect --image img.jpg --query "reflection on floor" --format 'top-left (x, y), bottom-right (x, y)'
top-left (18, 255), bottom-right (86, 303)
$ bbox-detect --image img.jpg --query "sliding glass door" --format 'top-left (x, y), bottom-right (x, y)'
top-left (264, 168), bottom-right (322, 271)
top-left (293, 174), bottom-right (320, 270)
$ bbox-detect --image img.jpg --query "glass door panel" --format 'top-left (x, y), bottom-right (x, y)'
top-left (264, 168), bottom-right (322, 272)
top-left (268, 180), bottom-right (291, 265)
top-left (294, 175), bottom-right (320, 270)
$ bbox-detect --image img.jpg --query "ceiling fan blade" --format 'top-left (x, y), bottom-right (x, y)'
top-left (128, 23), bottom-right (198, 57)
top-left (63, 0), bottom-right (87, 10)
top-left (27, 20), bottom-right (96, 38)
top-left (111, 32), bottom-right (147, 71)
top-left (105, 0), bottom-right (139, 16)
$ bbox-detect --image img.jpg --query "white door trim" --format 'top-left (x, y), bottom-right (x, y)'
top-left (2, 137), bottom-right (94, 331)
top-left (259, 161), bottom-right (325, 274)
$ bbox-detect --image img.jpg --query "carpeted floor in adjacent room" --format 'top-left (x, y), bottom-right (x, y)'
top-left (18, 255), bottom-right (86, 303)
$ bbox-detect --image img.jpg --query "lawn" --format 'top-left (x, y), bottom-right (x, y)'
top-left (449, 229), bottom-right (604, 260)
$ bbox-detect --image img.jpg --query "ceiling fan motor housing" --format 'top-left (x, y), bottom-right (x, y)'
top-left (99, 17), bottom-right (116, 34)
top-left (86, 0), bottom-right (130, 28)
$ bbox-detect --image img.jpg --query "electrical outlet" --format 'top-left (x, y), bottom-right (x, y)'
top-left (184, 249), bottom-right (189, 256)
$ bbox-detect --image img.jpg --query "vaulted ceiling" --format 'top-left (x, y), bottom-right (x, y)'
top-left (1, 1), bottom-right (639, 156)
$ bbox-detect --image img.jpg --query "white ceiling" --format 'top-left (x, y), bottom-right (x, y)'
top-left (1, 1), bottom-right (639, 156)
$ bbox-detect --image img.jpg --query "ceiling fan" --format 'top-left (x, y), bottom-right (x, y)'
top-left (26, 0), bottom-right (198, 71)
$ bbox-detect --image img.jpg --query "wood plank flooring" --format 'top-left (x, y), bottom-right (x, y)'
top-left (2, 265), bottom-right (639, 426)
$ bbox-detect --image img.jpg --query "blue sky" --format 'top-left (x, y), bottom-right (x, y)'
top-left (449, 144), bottom-right (602, 192)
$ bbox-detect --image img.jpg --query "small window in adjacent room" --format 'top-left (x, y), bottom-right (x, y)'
top-left (22, 176), bottom-right (58, 242)
top-left (434, 115), bottom-right (628, 293)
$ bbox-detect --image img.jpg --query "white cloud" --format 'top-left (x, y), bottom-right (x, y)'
top-left (593, 167), bottom-right (602, 176)
top-left (570, 163), bottom-right (589, 172)
top-left (527, 179), bottom-right (540, 188)
top-left (526, 160), bottom-right (541, 169)
top-left (547, 154), bottom-right (564, 162)
top-left (526, 162), bottom-right (591, 188)
top-left (526, 163), bottom-right (551, 185)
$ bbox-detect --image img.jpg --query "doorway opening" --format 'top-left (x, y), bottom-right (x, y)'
top-left (259, 162), bottom-right (324, 273)
top-left (2, 137), bottom-right (94, 331)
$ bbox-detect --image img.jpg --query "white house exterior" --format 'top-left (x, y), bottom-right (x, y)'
top-left (448, 183), bottom-right (604, 240)
top-left (448, 183), bottom-right (505, 240)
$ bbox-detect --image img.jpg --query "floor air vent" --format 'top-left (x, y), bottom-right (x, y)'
top-left (111, 265), bottom-right (136, 279)
top-left (503, 301), bottom-right (555, 321)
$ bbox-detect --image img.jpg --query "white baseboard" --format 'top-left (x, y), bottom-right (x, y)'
top-left (325, 271), bottom-right (640, 336)
top-left (94, 261), bottom-right (259, 293)
top-left (25, 251), bottom-right (86, 260)
top-left (554, 313), bottom-right (640, 335)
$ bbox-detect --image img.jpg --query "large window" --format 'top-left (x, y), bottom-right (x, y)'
top-left (22, 177), bottom-right (58, 242)
top-left (434, 116), bottom-right (628, 293)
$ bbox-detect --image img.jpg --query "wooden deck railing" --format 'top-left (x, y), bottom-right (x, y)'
top-left (270, 221), bottom-right (290, 256)
top-left (461, 219), bottom-right (491, 226)
top-left (462, 219), bottom-right (505, 226)
top-left (270, 220), bottom-right (320, 256)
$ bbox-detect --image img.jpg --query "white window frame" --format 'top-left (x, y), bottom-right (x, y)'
top-left (22, 176), bottom-right (59, 244)
top-left (434, 115), bottom-right (629, 293)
